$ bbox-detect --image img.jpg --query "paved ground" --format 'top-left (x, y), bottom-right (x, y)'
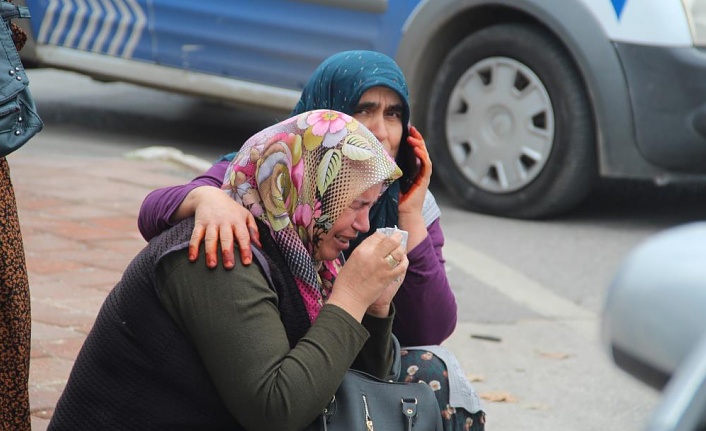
top-left (9, 150), bottom-right (198, 430)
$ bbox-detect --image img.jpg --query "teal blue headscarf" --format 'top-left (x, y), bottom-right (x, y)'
top-left (221, 50), bottom-right (412, 258)
top-left (290, 50), bottom-right (411, 147)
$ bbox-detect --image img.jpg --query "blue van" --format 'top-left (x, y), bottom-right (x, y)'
top-left (15, 0), bottom-right (706, 218)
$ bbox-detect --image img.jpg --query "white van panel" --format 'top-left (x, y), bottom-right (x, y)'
top-left (582, 1), bottom-right (692, 46)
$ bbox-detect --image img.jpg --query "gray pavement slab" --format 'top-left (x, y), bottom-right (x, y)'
top-left (9, 150), bottom-right (195, 430)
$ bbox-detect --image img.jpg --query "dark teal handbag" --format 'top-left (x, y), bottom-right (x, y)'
top-left (0, 1), bottom-right (42, 158)
top-left (305, 368), bottom-right (443, 431)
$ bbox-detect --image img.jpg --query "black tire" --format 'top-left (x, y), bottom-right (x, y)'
top-left (426, 23), bottom-right (596, 219)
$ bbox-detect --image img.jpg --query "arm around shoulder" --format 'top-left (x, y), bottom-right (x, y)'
top-left (137, 161), bottom-right (229, 241)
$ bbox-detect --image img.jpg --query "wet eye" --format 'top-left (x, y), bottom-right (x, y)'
top-left (386, 109), bottom-right (402, 119)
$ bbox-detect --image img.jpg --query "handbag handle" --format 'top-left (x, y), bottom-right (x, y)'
top-left (401, 398), bottom-right (418, 431)
top-left (388, 334), bottom-right (402, 381)
top-left (318, 394), bottom-right (423, 431)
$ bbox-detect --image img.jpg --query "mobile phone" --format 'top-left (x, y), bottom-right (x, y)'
top-left (397, 126), bottom-right (420, 194)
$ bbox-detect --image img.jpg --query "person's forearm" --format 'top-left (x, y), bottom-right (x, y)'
top-left (170, 185), bottom-right (217, 222)
top-left (397, 210), bottom-right (427, 251)
top-left (158, 251), bottom-right (370, 431)
top-left (138, 184), bottom-right (201, 240)
top-left (137, 161), bottom-right (229, 241)
top-left (392, 220), bottom-right (457, 346)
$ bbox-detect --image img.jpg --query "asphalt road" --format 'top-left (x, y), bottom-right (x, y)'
top-left (26, 67), bottom-right (706, 430)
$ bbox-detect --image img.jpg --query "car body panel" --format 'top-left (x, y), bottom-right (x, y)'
top-left (603, 222), bottom-right (706, 430)
top-left (25, 0), bottom-right (415, 91)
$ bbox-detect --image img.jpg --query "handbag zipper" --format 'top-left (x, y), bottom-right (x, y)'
top-left (362, 394), bottom-right (374, 431)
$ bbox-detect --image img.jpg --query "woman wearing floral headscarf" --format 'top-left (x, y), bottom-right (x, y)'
top-left (138, 50), bottom-right (485, 429)
top-left (49, 110), bottom-right (407, 430)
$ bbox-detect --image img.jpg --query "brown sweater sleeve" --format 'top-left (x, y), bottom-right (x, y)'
top-left (156, 246), bottom-right (393, 431)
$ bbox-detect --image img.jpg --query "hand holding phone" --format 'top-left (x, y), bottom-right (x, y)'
top-left (399, 126), bottom-right (431, 204)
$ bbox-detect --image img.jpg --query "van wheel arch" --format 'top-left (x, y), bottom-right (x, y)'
top-left (423, 22), bottom-right (597, 218)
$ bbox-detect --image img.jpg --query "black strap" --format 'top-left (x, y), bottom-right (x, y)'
top-left (319, 395), bottom-right (335, 431)
top-left (402, 398), bottom-right (418, 431)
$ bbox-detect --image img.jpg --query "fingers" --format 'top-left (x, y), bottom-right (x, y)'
top-left (188, 223), bottom-right (206, 263)
top-left (190, 222), bottom-right (220, 269)
top-left (187, 193), bottom-right (262, 269)
top-left (203, 225), bottom-right (220, 269)
top-left (386, 244), bottom-right (407, 272)
top-left (231, 223), bottom-right (251, 267)
top-left (375, 231), bottom-right (407, 266)
top-left (413, 141), bottom-right (429, 160)
top-left (232, 213), bottom-right (260, 267)
top-left (385, 253), bottom-right (399, 269)
top-left (400, 126), bottom-right (431, 205)
top-left (390, 253), bottom-right (408, 279)
top-left (413, 146), bottom-right (431, 179)
top-left (358, 231), bottom-right (407, 276)
top-left (247, 215), bottom-right (261, 248)
top-left (381, 244), bottom-right (409, 294)
top-left (408, 125), bottom-right (423, 143)
top-left (191, 219), bottom-right (257, 270)
top-left (219, 225), bottom-right (237, 269)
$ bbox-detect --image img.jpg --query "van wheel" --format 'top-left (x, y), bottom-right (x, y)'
top-left (426, 23), bottom-right (596, 219)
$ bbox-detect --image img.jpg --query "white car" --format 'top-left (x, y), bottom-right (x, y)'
top-left (603, 222), bottom-right (706, 430)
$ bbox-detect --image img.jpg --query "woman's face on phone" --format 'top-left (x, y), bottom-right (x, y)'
top-left (352, 87), bottom-right (404, 158)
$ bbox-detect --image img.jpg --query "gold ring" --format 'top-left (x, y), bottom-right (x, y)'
top-left (385, 254), bottom-right (399, 268)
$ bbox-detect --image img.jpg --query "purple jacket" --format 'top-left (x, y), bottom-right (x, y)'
top-left (138, 161), bottom-right (457, 346)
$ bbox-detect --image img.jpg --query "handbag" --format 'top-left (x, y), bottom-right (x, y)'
top-left (0, 1), bottom-right (43, 158)
top-left (305, 369), bottom-right (443, 431)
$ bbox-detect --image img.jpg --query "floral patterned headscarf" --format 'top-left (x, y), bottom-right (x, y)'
top-left (223, 109), bottom-right (401, 322)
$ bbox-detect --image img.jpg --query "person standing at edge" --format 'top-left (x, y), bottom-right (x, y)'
top-left (137, 50), bottom-right (485, 429)
top-left (0, 7), bottom-right (33, 430)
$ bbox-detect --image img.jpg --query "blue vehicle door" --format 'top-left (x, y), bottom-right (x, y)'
top-left (25, 0), bottom-right (417, 91)
top-left (27, 0), bottom-right (155, 63)
top-left (148, 0), bottom-right (417, 90)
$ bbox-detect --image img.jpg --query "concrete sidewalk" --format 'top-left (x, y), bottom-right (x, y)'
top-left (9, 151), bottom-right (198, 430)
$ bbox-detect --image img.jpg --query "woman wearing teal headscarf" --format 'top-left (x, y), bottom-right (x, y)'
top-left (138, 50), bottom-right (486, 430)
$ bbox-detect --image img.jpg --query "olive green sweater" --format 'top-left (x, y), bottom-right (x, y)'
top-left (156, 245), bottom-right (395, 430)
